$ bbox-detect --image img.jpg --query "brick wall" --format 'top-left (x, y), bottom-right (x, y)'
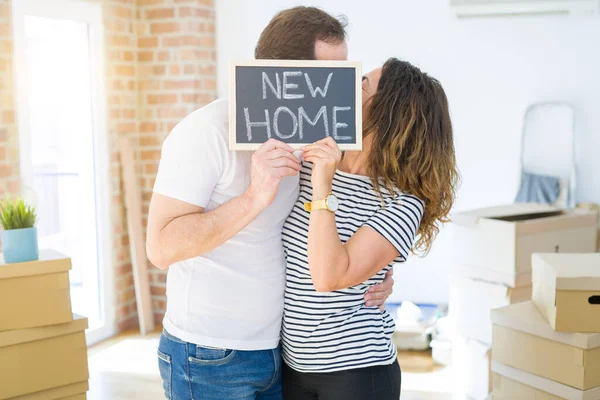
top-left (103, 0), bottom-right (141, 332)
top-left (0, 0), bottom-right (217, 332)
top-left (136, 0), bottom-right (216, 326)
top-left (0, 0), bottom-right (20, 196)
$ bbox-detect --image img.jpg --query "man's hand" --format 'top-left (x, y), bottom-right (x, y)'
top-left (246, 139), bottom-right (301, 210)
top-left (364, 269), bottom-right (394, 311)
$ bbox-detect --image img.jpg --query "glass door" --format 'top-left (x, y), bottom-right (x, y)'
top-left (12, 0), bottom-right (114, 344)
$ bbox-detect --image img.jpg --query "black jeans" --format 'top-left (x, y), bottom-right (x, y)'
top-left (282, 360), bottom-right (401, 400)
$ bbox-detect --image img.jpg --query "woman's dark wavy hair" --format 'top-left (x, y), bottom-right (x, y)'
top-left (364, 58), bottom-right (459, 254)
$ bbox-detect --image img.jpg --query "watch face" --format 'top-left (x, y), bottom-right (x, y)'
top-left (326, 194), bottom-right (339, 211)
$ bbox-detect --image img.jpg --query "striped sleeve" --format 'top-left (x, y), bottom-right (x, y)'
top-left (364, 195), bottom-right (424, 261)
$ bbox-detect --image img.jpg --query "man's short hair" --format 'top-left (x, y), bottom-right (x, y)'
top-left (255, 6), bottom-right (347, 60)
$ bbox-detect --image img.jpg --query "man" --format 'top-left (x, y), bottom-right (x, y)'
top-left (146, 7), bottom-right (394, 400)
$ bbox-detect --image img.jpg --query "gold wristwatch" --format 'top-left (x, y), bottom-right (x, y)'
top-left (304, 193), bottom-right (339, 213)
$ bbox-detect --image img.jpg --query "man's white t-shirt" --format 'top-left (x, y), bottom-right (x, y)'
top-left (153, 99), bottom-right (299, 350)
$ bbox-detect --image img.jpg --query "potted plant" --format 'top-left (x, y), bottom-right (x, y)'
top-left (0, 198), bottom-right (39, 263)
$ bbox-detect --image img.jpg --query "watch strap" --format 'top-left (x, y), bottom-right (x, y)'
top-left (304, 198), bottom-right (328, 212)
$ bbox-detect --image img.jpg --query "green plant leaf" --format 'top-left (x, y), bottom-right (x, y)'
top-left (0, 197), bottom-right (37, 230)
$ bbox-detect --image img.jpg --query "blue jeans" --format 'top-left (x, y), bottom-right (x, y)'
top-left (157, 329), bottom-right (282, 400)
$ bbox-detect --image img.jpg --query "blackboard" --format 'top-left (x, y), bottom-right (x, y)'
top-left (229, 60), bottom-right (362, 151)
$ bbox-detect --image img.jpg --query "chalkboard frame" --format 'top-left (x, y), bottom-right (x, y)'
top-left (229, 59), bottom-right (362, 151)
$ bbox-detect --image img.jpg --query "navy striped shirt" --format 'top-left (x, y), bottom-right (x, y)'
top-left (281, 163), bottom-right (424, 373)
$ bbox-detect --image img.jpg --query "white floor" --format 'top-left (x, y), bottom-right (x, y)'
top-left (87, 332), bottom-right (453, 400)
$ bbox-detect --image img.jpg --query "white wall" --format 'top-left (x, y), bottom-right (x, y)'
top-left (216, 0), bottom-right (600, 304)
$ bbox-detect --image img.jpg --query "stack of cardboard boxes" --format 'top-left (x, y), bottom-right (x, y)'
top-left (0, 250), bottom-right (89, 400)
top-left (450, 203), bottom-right (599, 399)
top-left (491, 253), bottom-right (600, 399)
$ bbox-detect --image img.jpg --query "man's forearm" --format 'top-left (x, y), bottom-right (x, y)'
top-left (151, 193), bottom-right (262, 269)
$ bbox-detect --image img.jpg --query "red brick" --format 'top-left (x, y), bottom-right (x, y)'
top-left (140, 135), bottom-right (161, 147)
top-left (0, 4), bottom-right (9, 19)
top-left (140, 122), bottom-right (157, 133)
top-left (157, 107), bottom-right (188, 119)
top-left (164, 80), bottom-right (201, 90)
top-left (0, 164), bottom-right (10, 178)
top-left (145, 8), bottom-right (175, 19)
top-left (115, 65), bottom-right (135, 76)
top-left (201, 36), bottom-right (215, 47)
top-left (139, 80), bottom-right (161, 91)
top-left (117, 122), bottom-right (136, 134)
top-left (122, 108), bottom-right (136, 119)
top-left (169, 65), bottom-right (181, 76)
top-left (150, 285), bottom-right (166, 296)
top-left (198, 65), bottom-right (216, 75)
top-left (150, 22), bottom-right (180, 34)
top-left (107, 35), bottom-right (132, 47)
top-left (185, 21), bottom-right (207, 33)
top-left (118, 316), bottom-right (138, 332)
top-left (178, 49), bottom-right (210, 61)
top-left (117, 304), bottom-right (130, 321)
top-left (141, 150), bottom-right (161, 161)
top-left (105, 19), bottom-right (131, 33)
top-left (157, 51), bottom-right (170, 61)
top-left (137, 0), bottom-right (165, 5)
top-left (123, 51), bottom-right (134, 62)
top-left (0, 23), bottom-right (10, 38)
top-left (119, 288), bottom-right (137, 303)
top-left (153, 65), bottom-right (166, 75)
top-left (182, 93), bottom-right (213, 104)
top-left (147, 94), bottom-right (177, 104)
top-left (112, 80), bottom-right (125, 90)
top-left (138, 37), bottom-right (159, 48)
top-left (203, 79), bottom-right (217, 90)
top-left (107, 5), bottom-right (133, 19)
top-left (145, 163), bottom-right (159, 174)
top-left (183, 65), bottom-right (197, 75)
top-left (165, 122), bottom-right (178, 133)
top-left (128, 81), bottom-right (136, 90)
top-left (162, 35), bottom-right (202, 47)
top-left (1, 111), bottom-right (14, 124)
top-left (179, 7), bottom-right (211, 18)
top-left (138, 51), bottom-right (154, 62)
top-left (0, 40), bottom-right (11, 54)
top-left (7, 179), bottom-right (20, 195)
top-left (116, 262), bottom-right (132, 276)
top-left (154, 313), bottom-right (165, 326)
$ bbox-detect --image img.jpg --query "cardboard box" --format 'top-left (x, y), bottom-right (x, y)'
top-left (0, 250), bottom-right (73, 331)
top-left (492, 361), bottom-right (600, 400)
top-left (453, 334), bottom-right (491, 400)
top-left (0, 315), bottom-right (89, 399)
top-left (453, 203), bottom-right (598, 287)
top-left (450, 275), bottom-right (531, 345)
top-left (532, 253), bottom-right (600, 333)
top-left (491, 301), bottom-right (600, 391)
top-left (10, 382), bottom-right (88, 400)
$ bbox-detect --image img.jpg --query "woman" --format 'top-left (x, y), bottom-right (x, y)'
top-left (281, 58), bottom-right (458, 399)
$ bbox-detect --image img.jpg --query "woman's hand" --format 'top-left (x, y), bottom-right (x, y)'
top-left (302, 137), bottom-right (342, 198)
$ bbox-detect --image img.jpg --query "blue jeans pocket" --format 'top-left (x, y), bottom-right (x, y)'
top-left (189, 345), bottom-right (237, 366)
top-left (157, 349), bottom-right (172, 399)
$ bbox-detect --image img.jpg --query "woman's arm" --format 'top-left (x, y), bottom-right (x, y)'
top-left (308, 209), bottom-right (401, 292)
top-left (303, 138), bottom-right (421, 292)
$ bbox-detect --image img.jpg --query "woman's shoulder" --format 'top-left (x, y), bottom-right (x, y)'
top-left (383, 187), bottom-right (425, 213)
